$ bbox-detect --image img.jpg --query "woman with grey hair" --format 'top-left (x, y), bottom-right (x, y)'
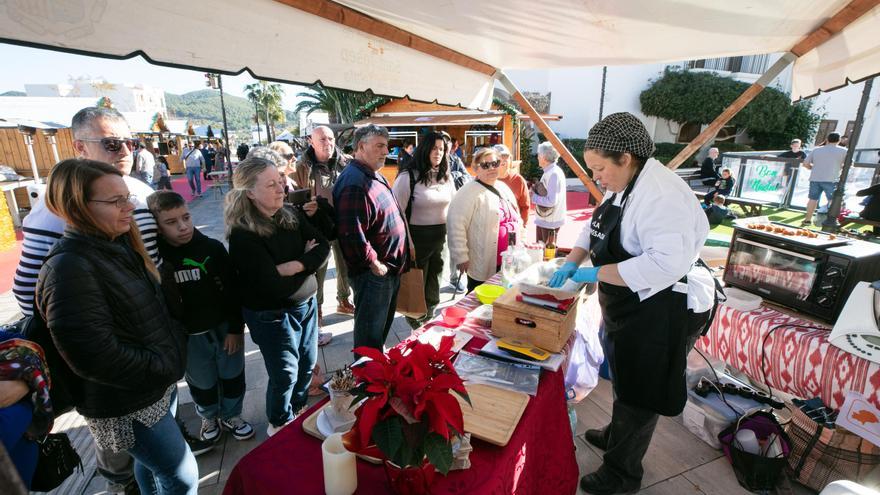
top-left (548, 112), bottom-right (717, 494)
top-left (225, 157), bottom-right (330, 437)
top-left (531, 141), bottom-right (567, 243)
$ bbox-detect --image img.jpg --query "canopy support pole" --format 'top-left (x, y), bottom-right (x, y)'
top-left (497, 71), bottom-right (604, 203)
top-left (822, 76), bottom-right (874, 231)
top-left (666, 53), bottom-right (796, 170)
top-left (667, 0), bottom-right (880, 170)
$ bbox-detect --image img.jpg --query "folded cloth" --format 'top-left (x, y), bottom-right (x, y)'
top-left (0, 330), bottom-right (54, 439)
top-left (518, 292), bottom-right (575, 309)
top-left (517, 294), bottom-right (573, 312)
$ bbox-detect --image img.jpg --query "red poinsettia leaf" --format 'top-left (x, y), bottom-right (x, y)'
top-left (429, 393), bottom-right (465, 438)
top-left (353, 345), bottom-right (388, 363)
top-left (389, 397), bottom-right (418, 424)
top-left (357, 398), bottom-right (384, 447)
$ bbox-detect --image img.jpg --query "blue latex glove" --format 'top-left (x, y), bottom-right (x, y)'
top-left (571, 266), bottom-right (601, 283)
top-left (548, 261), bottom-right (578, 288)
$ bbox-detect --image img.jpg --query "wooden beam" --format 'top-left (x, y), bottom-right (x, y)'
top-left (275, 0), bottom-right (496, 76)
top-left (497, 73), bottom-right (604, 202)
top-left (667, 0), bottom-right (880, 170)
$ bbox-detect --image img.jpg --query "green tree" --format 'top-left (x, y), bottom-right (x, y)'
top-left (748, 100), bottom-right (823, 149)
top-left (244, 81), bottom-right (285, 143)
top-left (295, 83), bottom-right (375, 124)
top-left (639, 68), bottom-right (819, 149)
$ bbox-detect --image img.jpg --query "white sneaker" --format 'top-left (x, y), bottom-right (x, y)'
top-left (266, 418), bottom-right (294, 437)
top-left (200, 418), bottom-right (220, 442)
top-left (220, 416), bottom-right (255, 441)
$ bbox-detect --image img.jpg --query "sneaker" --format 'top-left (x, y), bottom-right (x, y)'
top-left (219, 416), bottom-right (255, 441)
top-left (179, 422), bottom-right (214, 456)
top-left (336, 298), bottom-right (355, 315)
top-left (267, 418), bottom-right (294, 437)
top-left (318, 331), bottom-right (333, 346)
top-left (200, 417), bottom-right (220, 442)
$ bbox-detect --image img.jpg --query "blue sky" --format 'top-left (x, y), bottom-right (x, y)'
top-left (0, 43), bottom-right (307, 109)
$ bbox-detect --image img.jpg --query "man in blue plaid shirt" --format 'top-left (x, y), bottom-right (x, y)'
top-left (333, 124), bottom-right (409, 350)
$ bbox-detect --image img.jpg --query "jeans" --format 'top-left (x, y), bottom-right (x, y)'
top-left (185, 167), bottom-right (202, 195)
top-left (185, 323), bottom-right (246, 421)
top-left (350, 271), bottom-right (401, 350)
top-left (128, 406), bottom-right (198, 495)
top-left (243, 297), bottom-right (318, 427)
top-left (405, 224), bottom-right (446, 328)
top-left (808, 180), bottom-right (837, 202)
top-left (0, 402), bottom-right (39, 489)
top-left (314, 240), bottom-right (352, 306)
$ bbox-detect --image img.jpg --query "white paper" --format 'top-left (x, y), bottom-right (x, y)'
top-left (836, 391), bottom-right (880, 447)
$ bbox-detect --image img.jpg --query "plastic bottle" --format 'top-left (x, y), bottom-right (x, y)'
top-left (763, 433), bottom-right (783, 458)
top-left (734, 429), bottom-right (761, 455)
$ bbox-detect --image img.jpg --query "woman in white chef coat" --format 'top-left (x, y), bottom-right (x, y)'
top-left (549, 112), bottom-right (717, 495)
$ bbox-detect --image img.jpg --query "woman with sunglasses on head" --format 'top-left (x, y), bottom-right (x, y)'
top-left (548, 113), bottom-right (716, 494)
top-left (36, 159), bottom-right (196, 494)
top-left (447, 147), bottom-right (521, 292)
top-left (392, 132), bottom-right (457, 327)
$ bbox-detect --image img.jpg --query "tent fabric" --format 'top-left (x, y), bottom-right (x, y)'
top-left (1, 0), bottom-right (878, 106)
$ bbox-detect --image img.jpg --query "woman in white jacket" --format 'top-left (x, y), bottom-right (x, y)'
top-left (447, 147), bottom-right (521, 292)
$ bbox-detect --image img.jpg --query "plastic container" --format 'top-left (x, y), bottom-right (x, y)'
top-left (441, 306), bottom-right (467, 327)
top-left (474, 284), bottom-right (506, 305)
top-left (722, 287), bottom-right (763, 312)
top-left (735, 429), bottom-right (761, 455)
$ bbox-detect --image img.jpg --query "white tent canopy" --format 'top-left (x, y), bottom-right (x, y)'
top-left (1, 0), bottom-right (879, 108)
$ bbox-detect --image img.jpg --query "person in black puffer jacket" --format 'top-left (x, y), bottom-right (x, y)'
top-left (36, 159), bottom-right (197, 495)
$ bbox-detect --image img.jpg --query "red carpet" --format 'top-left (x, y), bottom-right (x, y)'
top-left (170, 175), bottom-right (198, 201)
top-left (526, 190), bottom-right (594, 249)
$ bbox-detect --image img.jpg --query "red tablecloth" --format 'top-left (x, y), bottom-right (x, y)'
top-left (223, 276), bottom-right (579, 495)
top-left (696, 304), bottom-right (880, 410)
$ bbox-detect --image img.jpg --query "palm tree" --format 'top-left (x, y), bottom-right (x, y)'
top-left (244, 81), bottom-right (286, 143)
top-left (294, 83), bottom-right (376, 124)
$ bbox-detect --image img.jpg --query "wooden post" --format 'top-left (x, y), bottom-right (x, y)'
top-left (668, 0), bottom-right (880, 170)
top-left (666, 53), bottom-right (796, 169)
top-left (497, 72), bottom-right (604, 203)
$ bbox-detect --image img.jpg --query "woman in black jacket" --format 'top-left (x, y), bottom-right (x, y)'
top-left (225, 157), bottom-right (330, 437)
top-left (36, 159), bottom-right (196, 495)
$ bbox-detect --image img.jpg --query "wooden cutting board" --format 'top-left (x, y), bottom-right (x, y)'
top-left (455, 383), bottom-right (530, 447)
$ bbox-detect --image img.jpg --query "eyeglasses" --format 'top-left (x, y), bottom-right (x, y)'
top-left (77, 137), bottom-right (137, 153)
top-left (478, 160), bottom-right (501, 170)
top-left (89, 194), bottom-right (137, 208)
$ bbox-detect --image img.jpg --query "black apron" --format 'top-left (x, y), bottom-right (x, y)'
top-left (590, 173), bottom-right (691, 416)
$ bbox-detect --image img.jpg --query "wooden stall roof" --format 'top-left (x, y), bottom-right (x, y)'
top-left (355, 112), bottom-right (505, 127)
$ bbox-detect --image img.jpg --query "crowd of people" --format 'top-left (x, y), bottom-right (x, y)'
top-left (0, 105), bottom-right (569, 493)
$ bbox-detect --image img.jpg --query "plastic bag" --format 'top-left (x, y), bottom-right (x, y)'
top-left (564, 295), bottom-right (604, 403)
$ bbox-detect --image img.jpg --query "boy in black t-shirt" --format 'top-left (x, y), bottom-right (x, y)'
top-left (147, 191), bottom-right (254, 442)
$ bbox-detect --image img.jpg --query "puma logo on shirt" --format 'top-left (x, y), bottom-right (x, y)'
top-left (175, 257), bottom-right (210, 283)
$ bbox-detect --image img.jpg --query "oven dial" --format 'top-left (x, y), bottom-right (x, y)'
top-left (816, 294), bottom-right (834, 307)
top-left (824, 267), bottom-right (843, 278)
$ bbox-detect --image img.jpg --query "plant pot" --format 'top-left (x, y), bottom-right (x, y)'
top-left (383, 459), bottom-right (435, 495)
top-left (327, 388), bottom-right (356, 424)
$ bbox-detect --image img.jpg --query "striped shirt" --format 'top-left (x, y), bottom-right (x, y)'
top-left (13, 175), bottom-right (159, 316)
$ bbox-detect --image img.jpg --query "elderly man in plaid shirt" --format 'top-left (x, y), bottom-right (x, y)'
top-left (333, 124), bottom-right (410, 350)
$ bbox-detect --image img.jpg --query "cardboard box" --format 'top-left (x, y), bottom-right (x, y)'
top-left (491, 286), bottom-right (577, 353)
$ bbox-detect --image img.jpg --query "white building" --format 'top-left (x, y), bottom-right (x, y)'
top-left (506, 53), bottom-right (880, 156)
top-left (24, 78), bottom-right (166, 115)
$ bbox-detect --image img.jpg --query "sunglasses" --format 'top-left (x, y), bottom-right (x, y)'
top-left (78, 137), bottom-right (137, 153)
top-left (478, 160), bottom-right (501, 170)
top-left (89, 193), bottom-right (137, 209)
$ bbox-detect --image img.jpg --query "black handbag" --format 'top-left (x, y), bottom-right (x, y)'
top-left (30, 433), bottom-right (82, 492)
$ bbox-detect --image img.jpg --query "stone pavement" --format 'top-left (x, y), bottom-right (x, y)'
top-left (1, 178), bottom-right (813, 494)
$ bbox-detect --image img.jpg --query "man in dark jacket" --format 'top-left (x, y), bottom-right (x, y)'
top-left (700, 147), bottom-right (720, 186)
top-left (295, 126), bottom-right (355, 319)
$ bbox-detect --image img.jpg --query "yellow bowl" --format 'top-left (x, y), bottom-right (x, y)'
top-left (474, 284), bottom-right (506, 305)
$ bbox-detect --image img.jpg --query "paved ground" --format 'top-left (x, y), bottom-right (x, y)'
top-left (2, 178), bottom-right (818, 494)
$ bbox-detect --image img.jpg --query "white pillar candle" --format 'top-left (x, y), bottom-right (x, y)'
top-left (322, 432), bottom-right (357, 495)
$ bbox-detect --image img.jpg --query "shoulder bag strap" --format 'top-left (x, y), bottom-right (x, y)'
top-left (405, 170), bottom-right (417, 222)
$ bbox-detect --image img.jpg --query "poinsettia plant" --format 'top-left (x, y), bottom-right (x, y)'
top-left (342, 335), bottom-right (470, 475)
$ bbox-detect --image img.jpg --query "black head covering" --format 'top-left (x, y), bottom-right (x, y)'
top-left (585, 112), bottom-right (655, 158)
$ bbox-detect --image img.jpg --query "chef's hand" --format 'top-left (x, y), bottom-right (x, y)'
top-left (571, 266), bottom-right (601, 283)
top-left (548, 261), bottom-right (578, 288)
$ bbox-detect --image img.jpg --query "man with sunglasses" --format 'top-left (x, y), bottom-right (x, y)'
top-left (12, 106), bottom-right (213, 495)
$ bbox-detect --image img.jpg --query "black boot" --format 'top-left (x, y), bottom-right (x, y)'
top-left (580, 469), bottom-right (639, 495)
top-left (584, 425), bottom-right (610, 450)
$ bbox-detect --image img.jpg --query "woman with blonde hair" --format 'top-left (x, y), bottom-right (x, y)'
top-left (225, 157), bottom-right (330, 437)
top-left (447, 147), bottom-right (522, 292)
top-left (36, 159), bottom-right (195, 494)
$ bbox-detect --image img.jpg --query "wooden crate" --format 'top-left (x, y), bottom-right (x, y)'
top-left (491, 286), bottom-right (577, 353)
